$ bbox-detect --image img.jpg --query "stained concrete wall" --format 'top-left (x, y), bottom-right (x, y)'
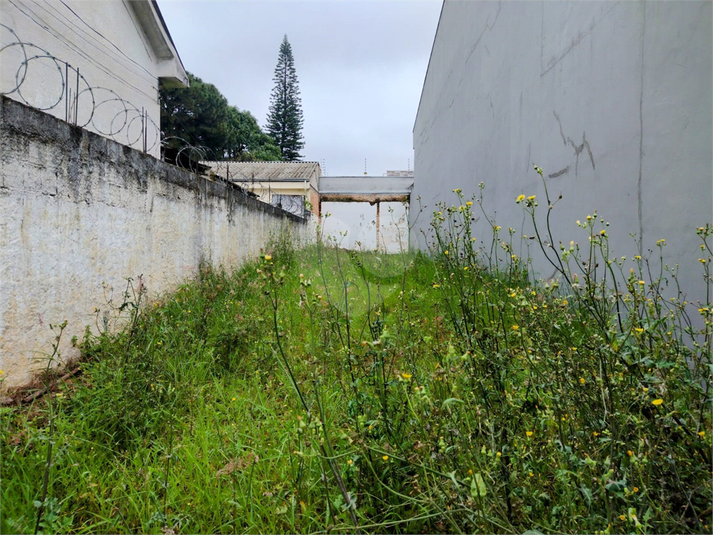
top-left (412, 1), bottom-right (712, 302)
top-left (0, 96), bottom-right (311, 389)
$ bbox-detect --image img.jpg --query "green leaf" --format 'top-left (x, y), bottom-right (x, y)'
top-left (442, 397), bottom-right (463, 408)
top-left (470, 473), bottom-right (487, 498)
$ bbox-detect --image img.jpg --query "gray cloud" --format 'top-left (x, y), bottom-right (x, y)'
top-left (158, 0), bottom-right (441, 175)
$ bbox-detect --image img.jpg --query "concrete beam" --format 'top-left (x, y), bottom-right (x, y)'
top-left (318, 193), bottom-right (410, 204)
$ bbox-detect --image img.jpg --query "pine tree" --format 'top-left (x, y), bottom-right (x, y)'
top-left (266, 35), bottom-right (304, 161)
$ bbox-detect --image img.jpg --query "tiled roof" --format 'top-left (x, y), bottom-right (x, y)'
top-left (203, 161), bottom-right (321, 181)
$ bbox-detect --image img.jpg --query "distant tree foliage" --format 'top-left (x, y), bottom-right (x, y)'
top-left (266, 36), bottom-right (305, 161)
top-left (160, 72), bottom-right (281, 162)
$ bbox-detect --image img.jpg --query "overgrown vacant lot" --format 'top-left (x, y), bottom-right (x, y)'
top-left (2, 198), bottom-right (712, 534)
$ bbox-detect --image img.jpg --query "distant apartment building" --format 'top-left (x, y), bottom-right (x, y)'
top-left (386, 170), bottom-right (414, 178)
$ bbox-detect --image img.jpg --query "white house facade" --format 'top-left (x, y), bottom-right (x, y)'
top-left (0, 0), bottom-right (188, 157)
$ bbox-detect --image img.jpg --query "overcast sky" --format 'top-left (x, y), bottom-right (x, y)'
top-left (157, 0), bottom-right (442, 176)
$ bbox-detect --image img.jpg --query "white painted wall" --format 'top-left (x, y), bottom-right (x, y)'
top-left (0, 97), bottom-right (311, 390)
top-left (412, 0), bottom-right (712, 303)
top-left (321, 201), bottom-right (408, 253)
top-left (0, 0), bottom-right (186, 157)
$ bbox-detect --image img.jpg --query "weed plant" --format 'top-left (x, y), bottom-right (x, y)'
top-left (1, 177), bottom-right (711, 534)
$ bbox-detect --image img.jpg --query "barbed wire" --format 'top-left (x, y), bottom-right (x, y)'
top-left (1, 23), bottom-right (159, 154)
top-left (0, 24), bottom-right (262, 176)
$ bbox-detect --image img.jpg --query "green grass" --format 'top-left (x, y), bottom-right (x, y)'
top-left (2, 196), bottom-right (711, 533)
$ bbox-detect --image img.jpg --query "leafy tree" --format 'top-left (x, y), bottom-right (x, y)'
top-left (160, 72), bottom-right (281, 162)
top-left (265, 35), bottom-right (305, 161)
top-left (224, 107), bottom-right (282, 161)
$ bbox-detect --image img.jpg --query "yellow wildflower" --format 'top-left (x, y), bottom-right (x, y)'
top-left (516, 194), bottom-right (525, 203)
top-left (511, 325), bottom-right (519, 331)
top-left (526, 431), bottom-right (533, 437)
top-left (652, 399), bottom-right (663, 406)
top-left (619, 515), bottom-right (626, 521)
top-left (347, 459), bottom-right (353, 466)
top-left (265, 254), bottom-right (272, 261)
top-left (579, 378), bottom-right (585, 384)
top-left (466, 201), bottom-right (473, 206)
top-left (401, 372), bottom-right (412, 380)
top-left (382, 455), bottom-right (389, 461)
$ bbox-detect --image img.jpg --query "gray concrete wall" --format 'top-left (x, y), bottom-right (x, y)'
top-left (0, 96), bottom-right (311, 389)
top-left (412, 0), bottom-right (712, 302)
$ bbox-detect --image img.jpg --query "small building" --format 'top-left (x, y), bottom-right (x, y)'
top-left (319, 175), bottom-right (413, 253)
top-left (0, 0), bottom-right (188, 157)
top-left (204, 161), bottom-right (321, 218)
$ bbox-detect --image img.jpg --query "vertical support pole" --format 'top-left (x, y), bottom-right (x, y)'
top-left (64, 63), bottom-right (69, 122)
top-left (74, 67), bottom-right (79, 124)
top-left (375, 201), bottom-right (381, 252)
top-left (142, 107), bottom-right (147, 153)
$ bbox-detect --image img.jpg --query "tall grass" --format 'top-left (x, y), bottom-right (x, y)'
top-left (1, 180), bottom-right (711, 534)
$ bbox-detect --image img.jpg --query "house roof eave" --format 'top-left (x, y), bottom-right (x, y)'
top-left (128, 0), bottom-right (188, 87)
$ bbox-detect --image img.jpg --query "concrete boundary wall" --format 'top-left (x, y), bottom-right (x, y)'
top-left (0, 96), bottom-right (312, 389)
top-left (412, 0), bottom-right (712, 305)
